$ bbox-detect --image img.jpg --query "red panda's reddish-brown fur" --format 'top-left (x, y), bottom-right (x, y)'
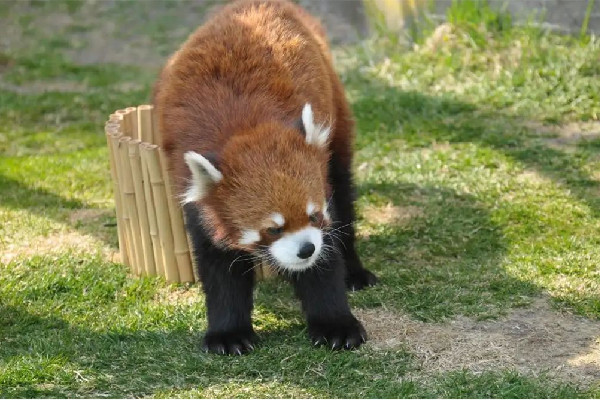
top-left (154, 0), bottom-right (355, 247)
top-left (154, 0), bottom-right (376, 355)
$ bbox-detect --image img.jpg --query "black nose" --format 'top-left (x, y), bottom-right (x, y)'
top-left (297, 242), bottom-right (315, 259)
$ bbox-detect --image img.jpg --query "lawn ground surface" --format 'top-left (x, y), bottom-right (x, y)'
top-left (1, 0), bottom-right (599, 398)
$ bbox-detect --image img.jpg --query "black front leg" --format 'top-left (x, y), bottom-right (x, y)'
top-left (329, 155), bottom-right (378, 291)
top-left (184, 204), bottom-right (257, 355)
top-left (292, 242), bottom-right (367, 350)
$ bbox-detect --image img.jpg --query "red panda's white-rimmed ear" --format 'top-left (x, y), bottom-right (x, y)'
top-left (302, 103), bottom-right (330, 148)
top-left (182, 151), bottom-right (222, 204)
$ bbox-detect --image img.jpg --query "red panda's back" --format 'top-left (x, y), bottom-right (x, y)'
top-left (154, 0), bottom-right (337, 194)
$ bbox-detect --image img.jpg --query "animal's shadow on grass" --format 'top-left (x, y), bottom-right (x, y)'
top-left (348, 74), bottom-right (600, 315)
top-left (350, 75), bottom-right (600, 217)
top-left (352, 182), bottom-right (537, 321)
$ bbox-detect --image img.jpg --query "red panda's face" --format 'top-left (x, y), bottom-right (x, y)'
top-left (183, 103), bottom-right (333, 271)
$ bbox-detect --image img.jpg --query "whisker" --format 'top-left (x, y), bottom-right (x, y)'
top-left (324, 231), bottom-right (347, 251)
top-left (228, 253), bottom-right (249, 272)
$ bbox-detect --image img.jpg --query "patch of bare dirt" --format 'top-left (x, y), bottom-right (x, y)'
top-left (358, 298), bottom-right (600, 386)
top-left (514, 169), bottom-right (552, 186)
top-left (362, 204), bottom-right (424, 225)
top-left (154, 285), bottom-right (203, 306)
top-left (527, 121), bottom-right (600, 139)
top-left (525, 121), bottom-right (600, 152)
top-left (1, 208), bottom-right (117, 264)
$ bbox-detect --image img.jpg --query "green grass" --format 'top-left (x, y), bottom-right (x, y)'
top-left (1, 0), bottom-right (600, 397)
top-left (0, 255), bottom-right (591, 398)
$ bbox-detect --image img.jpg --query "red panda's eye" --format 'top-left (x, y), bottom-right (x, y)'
top-left (309, 213), bottom-right (319, 223)
top-left (267, 226), bottom-right (283, 236)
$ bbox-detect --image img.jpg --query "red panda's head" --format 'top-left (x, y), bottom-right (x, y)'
top-left (182, 103), bottom-right (333, 271)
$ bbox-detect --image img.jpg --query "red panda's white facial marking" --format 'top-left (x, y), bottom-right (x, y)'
top-left (239, 229), bottom-right (260, 246)
top-left (306, 201), bottom-right (317, 216)
top-left (270, 213), bottom-right (285, 227)
top-left (237, 213), bottom-right (284, 247)
top-left (269, 226), bottom-right (323, 271)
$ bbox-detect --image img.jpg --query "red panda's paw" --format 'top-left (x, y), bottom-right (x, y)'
top-left (308, 316), bottom-right (367, 350)
top-left (202, 328), bottom-right (258, 356)
top-left (345, 268), bottom-right (378, 292)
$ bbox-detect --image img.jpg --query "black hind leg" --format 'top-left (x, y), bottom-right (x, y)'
top-left (184, 204), bottom-right (257, 355)
top-left (329, 155), bottom-right (378, 291)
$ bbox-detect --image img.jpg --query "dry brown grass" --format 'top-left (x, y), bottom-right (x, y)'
top-left (358, 297), bottom-right (600, 386)
top-left (362, 203), bottom-right (424, 226)
top-left (2, 209), bottom-right (117, 264)
top-left (525, 121), bottom-right (600, 153)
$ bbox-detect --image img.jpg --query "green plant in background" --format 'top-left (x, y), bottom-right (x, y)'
top-left (363, 0), bottom-right (431, 45)
top-left (446, 0), bottom-right (513, 43)
top-left (581, 0), bottom-right (597, 38)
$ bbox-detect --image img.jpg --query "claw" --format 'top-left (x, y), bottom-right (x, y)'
top-left (331, 338), bottom-right (342, 350)
top-left (241, 339), bottom-right (254, 351)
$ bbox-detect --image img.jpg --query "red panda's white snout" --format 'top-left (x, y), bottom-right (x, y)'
top-left (269, 225), bottom-right (324, 270)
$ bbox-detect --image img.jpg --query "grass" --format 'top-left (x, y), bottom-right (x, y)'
top-left (1, 0), bottom-right (599, 397)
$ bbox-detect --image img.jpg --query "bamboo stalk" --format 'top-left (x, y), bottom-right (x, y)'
top-left (115, 109), bottom-right (128, 130)
top-left (158, 148), bottom-right (195, 282)
top-left (122, 109), bottom-right (132, 136)
top-left (140, 145), bottom-right (165, 278)
top-left (137, 105), bottom-right (154, 144)
top-left (108, 132), bottom-right (135, 268)
top-left (118, 136), bottom-right (145, 276)
top-left (105, 122), bottom-right (129, 267)
top-left (141, 143), bottom-right (180, 282)
top-left (137, 106), bottom-right (164, 277)
top-left (184, 225), bottom-right (200, 282)
top-left (152, 107), bottom-right (161, 145)
top-left (108, 115), bottom-right (122, 124)
top-left (123, 107), bottom-right (138, 140)
top-left (128, 140), bottom-right (156, 276)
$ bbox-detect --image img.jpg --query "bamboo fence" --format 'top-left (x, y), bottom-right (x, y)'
top-left (105, 105), bottom-right (274, 282)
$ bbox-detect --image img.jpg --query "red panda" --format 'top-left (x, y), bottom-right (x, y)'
top-left (154, 0), bottom-right (377, 355)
